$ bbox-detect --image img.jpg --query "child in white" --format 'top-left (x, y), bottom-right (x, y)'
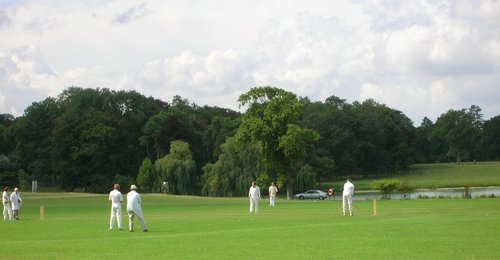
top-left (248, 181), bottom-right (261, 214)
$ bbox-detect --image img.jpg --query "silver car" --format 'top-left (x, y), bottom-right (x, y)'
top-left (295, 190), bottom-right (328, 200)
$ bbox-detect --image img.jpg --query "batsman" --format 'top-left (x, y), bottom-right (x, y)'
top-left (342, 178), bottom-right (355, 216)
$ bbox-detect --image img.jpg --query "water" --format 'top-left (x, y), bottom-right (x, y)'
top-left (352, 187), bottom-right (500, 200)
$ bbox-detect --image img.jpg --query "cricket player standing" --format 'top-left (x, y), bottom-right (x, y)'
top-left (10, 188), bottom-right (22, 220)
top-left (126, 185), bottom-right (148, 232)
top-left (268, 182), bottom-right (278, 206)
top-left (2, 187), bottom-right (13, 220)
top-left (109, 184), bottom-right (123, 230)
top-left (248, 181), bottom-right (261, 214)
top-left (342, 179), bottom-right (355, 216)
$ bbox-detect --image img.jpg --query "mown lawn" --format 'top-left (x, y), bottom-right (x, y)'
top-left (1, 193), bottom-right (499, 259)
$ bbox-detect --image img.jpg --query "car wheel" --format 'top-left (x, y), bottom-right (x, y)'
top-left (298, 196), bottom-right (304, 200)
top-left (320, 196), bottom-right (325, 200)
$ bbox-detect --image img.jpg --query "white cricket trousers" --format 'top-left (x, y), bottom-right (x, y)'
top-left (3, 203), bottom-right (13, 220)
top-left (109, 204), bottom-right (123, 229)
top-left (342, 194), bottom-right (353, 216)
top-left (249, 196), bottom-right (259, 213)
top-left (269, 196), bottom-right (276, 206)
top-left (128, 209), bottom-right (147, 231)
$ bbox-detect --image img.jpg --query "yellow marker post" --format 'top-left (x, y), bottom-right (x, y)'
top-left (373, 200), bottom-right (377, 216)
top-left (40, 206), bottom-right (45, 220)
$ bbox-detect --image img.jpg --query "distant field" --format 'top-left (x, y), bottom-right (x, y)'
top-left (1, 193), bottom-right (499, 259)
top-left (327, 161), bottom-right (500, 191)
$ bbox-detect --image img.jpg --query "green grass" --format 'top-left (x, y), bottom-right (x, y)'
top-left (326, 161), bottom-right (500, 190)
top-left (1, 193), bottom-right (499, 259)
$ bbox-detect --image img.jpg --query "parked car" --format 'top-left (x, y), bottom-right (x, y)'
top-left (294, 190), bottom-right (328, 200)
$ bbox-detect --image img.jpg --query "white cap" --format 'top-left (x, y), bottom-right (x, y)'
top-left (14, 187), bottom-right (18, 191)
top-left (130, 184), bottom-right (137, 190)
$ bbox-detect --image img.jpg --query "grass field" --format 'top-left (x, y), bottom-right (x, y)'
top-left (1, 193), bottom-right (499, 259)
top-left (328, 161), bottom-right (500, 191)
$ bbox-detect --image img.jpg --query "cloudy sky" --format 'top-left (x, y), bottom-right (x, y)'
top-left (1, 0), bottom-right (499, 125)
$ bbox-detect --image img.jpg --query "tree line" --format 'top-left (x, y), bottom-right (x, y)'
top-left (0, 86), bottom-right (498, 196)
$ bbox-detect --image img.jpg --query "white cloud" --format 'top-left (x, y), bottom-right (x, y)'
top-left (0, 0), bottom-right (499, 124)
top-left (125, 49), bottom-right (260, 110)
top-left (113, 3), bottom-right (149, 24)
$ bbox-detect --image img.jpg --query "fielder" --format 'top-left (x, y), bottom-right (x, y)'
top-left (248, 181), bottom-right (261, 214)
top-left (109, 184), bottom-right (123, 231)
top-left (10, 187), bottom-right (22, 220)
top-left (2, 187), bottom-right (13, 220)
top-left (268, 182), bottom-right (278, 206)
top-left (127, 185), bottom-right (148, 232)
top-left (342, 179), bottom-right (355, 216)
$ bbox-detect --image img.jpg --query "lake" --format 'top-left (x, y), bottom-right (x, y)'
top-left (351, 186), bottom-right (500, 200)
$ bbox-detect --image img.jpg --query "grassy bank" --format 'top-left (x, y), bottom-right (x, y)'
top-left (326, 161), bottom-right (500, 191)
top-left (1, 193), bottom-right (499, 259)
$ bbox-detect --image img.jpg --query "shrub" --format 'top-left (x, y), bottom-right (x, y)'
top-left (397, 180), bottom-right (414, 199)
top-left (372, 178), bottom-right (401, 199)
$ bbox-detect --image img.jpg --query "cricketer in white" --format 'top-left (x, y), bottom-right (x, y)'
top-left (10, 187), bottom-right (22, 220)
top-left (248, 181), bottom-right (261, 214)
top-left (268, 182), bottom-right (278, 206)
top-left (109, 184), bottom-right (123, 230)
top-left (2, 187), bottom-right (13, 220)
top-left (127, 185), bottom-right (148, 232)
top-left (342, 179), bottom-right (355, 216)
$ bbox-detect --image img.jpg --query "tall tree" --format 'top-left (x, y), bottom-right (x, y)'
top-left (42, 87), bottom-right (163, 192)
top-left (137, 157), bottom-right (157, 193)
top-left (9, 98), bottom-right (59, 186)
top-left (52, 88), bottom-right (119, 191)
top-left (141, 96), bottom-right (196, 160)
top-left (155, 140), bottom-right (196, 195)
top-left (433, 106), bottom-right (483, 163)
top-left (111, 90), bottom-right (166, 178)
top-left (341, 99), bottom-right (417, 174)
top-left (481, 116), bottom-right (500, 160)
top-left (201, 136), bottom-right (264, 197)
top-left (300, 96), bottom-right (353, 177)
top-left (0, 114), bottom-right (15, 155)
top-left (237, 87), bottom-right (319, 199)
top-left (201, 115), bottom-right (241, 163)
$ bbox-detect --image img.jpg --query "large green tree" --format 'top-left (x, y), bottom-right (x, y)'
top-left (201, 136), bottom-right (264, 197)
top-left (300, 96), bottom-right (352, 177)
top-left (8, 87), bottom-right (163, 192)
top-left (415, 117), bottom-right (449, 163)
top-left (0, 114), bottom-right (16, 156)
top-left (9, 98), bottom-right (59, 186)
top-left (349, 99), bottom-right (417, 174)
top-left (137, 157), bottom-right (157, 193)
top-left (52, 88), bottom-right (121, 192)
top-left (201, 115), bottom-right (241, 163)
top-left (481, 115), bottom-right (500, 160)
top-left (236, 87), bottom-right (319, 199)
top-left (433, 106), bottom-right (483, 163)
top-left (155, 140), bottom-right (196, 195)
top-left (301, 97), bottom-right (417, 176)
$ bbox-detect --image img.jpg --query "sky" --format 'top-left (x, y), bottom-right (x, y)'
top-left (0, 0), bottom-right (499, 125)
